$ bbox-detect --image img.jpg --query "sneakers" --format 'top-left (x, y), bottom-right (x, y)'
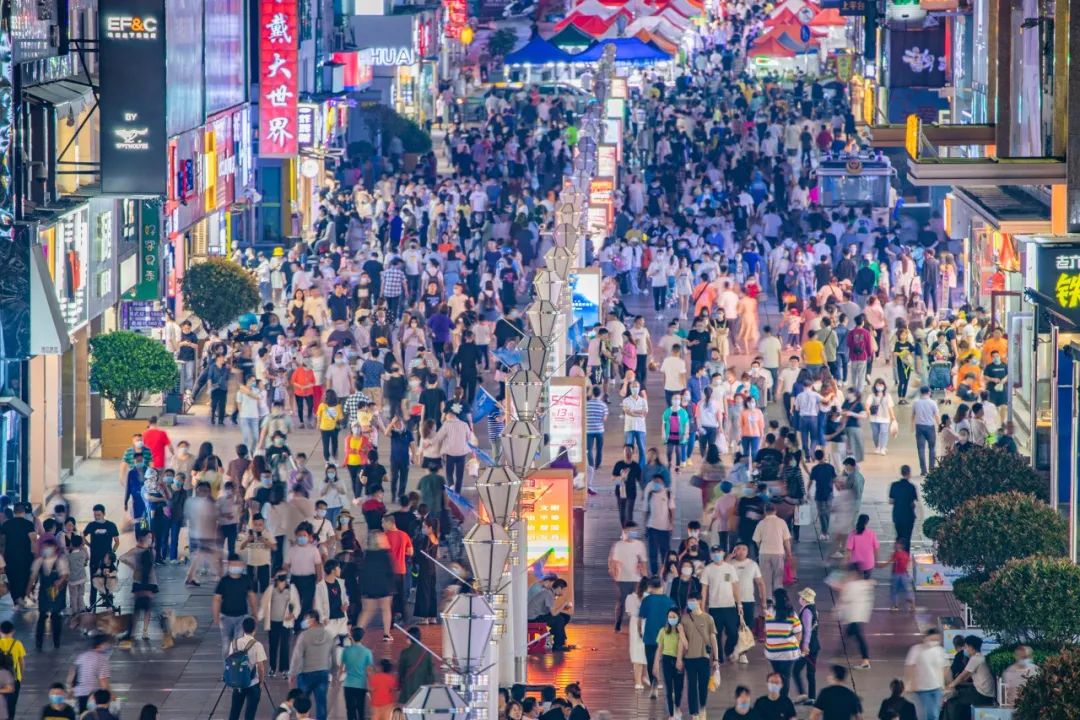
top-left (857, 660), bottom-right (871, 670)
top-left (738, 655), bottom-right (749, 664)
top-left (383, 634), bottom-right (393, 643)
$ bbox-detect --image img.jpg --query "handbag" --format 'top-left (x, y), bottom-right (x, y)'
top-left (734, 622), bottom-right (756, 655)
top-left (795, 503), bottom-right (812, 526)
top-left (689, 474), bottom-right (705, 489)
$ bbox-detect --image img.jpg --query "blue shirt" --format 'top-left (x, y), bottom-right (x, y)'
top-left (342, 643), bottom-right (374, 689)
top-left (360, 359), bottom-right (384, 389)
top-left (585, 399), bottom-right (608, 434)
top-left (640, 593), bottom-right (676, 645)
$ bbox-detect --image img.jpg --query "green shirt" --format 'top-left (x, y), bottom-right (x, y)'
top-left (419, 473), bottom-right (445, 513)
top-left (657, 627), bottom-right (681, 656)
top-left (341, 643), bottom-right (374, 689)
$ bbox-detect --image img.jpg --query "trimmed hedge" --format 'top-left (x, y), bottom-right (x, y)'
top-left (923, 445), bottom-right (1047, 515)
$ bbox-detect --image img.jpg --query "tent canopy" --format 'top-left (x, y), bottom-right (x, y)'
top-left (504, 35), bottom-right (577, 65)
top-left (553, 10), bottom-right (626, 34)
top-left (748, 36), bottom-right (797, 58)
top-left (571, 37), bottom-right (673, 63)
top-left (548, 23), bottom-right (595, 48)
top-left (810, 7), bottom-right (845, 24)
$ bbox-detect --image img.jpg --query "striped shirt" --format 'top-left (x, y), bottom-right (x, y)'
top-left (763, 614), bottom-right (803, 661)
top-left (586, 399), bottom-right (608, 434)
top-left (72, 648), bottom-right (111, 697)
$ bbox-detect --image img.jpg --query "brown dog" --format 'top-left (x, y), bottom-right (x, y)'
top-left (68, 611), bottom-right (133, 647)
top-left (159, 608), bottom-right (199, 649)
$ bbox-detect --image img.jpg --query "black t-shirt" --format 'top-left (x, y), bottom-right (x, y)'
top-left (687, 329), bottom-right (711, 362)
top-left (755, 448), bottom-right (783, 481)
top-left (41, 705), bottom-right (79, 720)
top-left (214, 575), bottom-right (253, 617)
top-left (810, 463), bottom-right (837, 502)
top-left (722, 709), bottom-right (761, 720)
top-left (612, 461), bottom-right (641, 497)
top-left (177, 331), bottom-right (199, 361)
top-left (983, 361), bottom-right (1008, 400)
top-left (364, 463), bottom-right (387, 492)
top-left (568, 706), bottom-right (590, 720)
top-left (419, 387), bottom-right (447, 421)
top-left (753, 695), bottom-right (797, 720)
top-left (2, 515), bottom-right (34, 557)
top-left (842, 399), bottom-right (864, 428)
top-left (82, 520), bottom-right (119, 561)
top-left (814, 685), bottom-right (863, 720)
top-left (889, 479), bottom-right (918, 522)
top-left (384, 374), bottom-right (407, 402)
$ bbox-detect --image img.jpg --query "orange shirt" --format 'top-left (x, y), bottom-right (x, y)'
top-left (291, 367), bottom-right (316, 396)
top-left (981, 336), bottom-right (1007, 364)
top-left (957, 364), bottom-right (983, 392)
top-left (369, 672), bottom-right (398, 706)
top-left (385, 528), bottom-right (414, 574)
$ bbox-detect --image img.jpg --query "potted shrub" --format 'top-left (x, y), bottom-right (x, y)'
top-left (91, 331), bottom-right (178, 458)
top-left (1014, 646), bottom-right (1080, 719)
top-left (180, 258), bottom-right (260, 333)
top-left (922, 445), bottom-right (1047, 515)
top-left (970, 556), bottom-right (1080, 649)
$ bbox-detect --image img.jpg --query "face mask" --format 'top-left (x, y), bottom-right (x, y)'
top-left (736, 701), bottom-right (751, 712)
top-left (327, 471), bottom-right (337, 479)
top-left (672, 400), bottom-right (681, 408)
top-left (301, 619), bottom-right (311, 629)
top-left (667, 617), bottom-right (680, 626)
top-left (274, 439), bottom-right (284, 447)
top-left (228, 565), bottom-right (245, 576)
top-left (767, 682), bottom-right (783, 694)
top-left (261, 476), bottom-right (273, 487)
top-left (631, 385), bottom-right (640, 394)
top-left (686, 601), bottom-right (699, 612)
top-left (627, 530), bottom-right (639, 539)
top-left (712, 553), bottom-right (724, 563)
top-left (49, 695), bottom-right (66, 705)
top-left (296, 536), bottom-right (310, 546)
top-left (1020, 658), bottom-right (1034, 667)
top-left (743, 487), bottom-right (755, 497)
top-left (689, 529), bottom-right (700, 538)
top-left (42, 547), bottom-right (56, 558)
top-left (133, 441), bottom-right (144, 449)
top-left (315, 509), bottom-right (326, 518)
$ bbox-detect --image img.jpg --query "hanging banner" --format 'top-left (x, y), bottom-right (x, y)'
top-left (259, 0), bottom-right (299, 157)
top-left (99, 0), bottom-right (168, 193)
top-left (888, 26), bottom-right (947, 88)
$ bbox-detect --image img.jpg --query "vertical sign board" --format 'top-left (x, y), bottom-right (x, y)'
top-left (548, 376), bottom-right (586, 470)
top-left (122, 201), bottom-right (161, 301)
top-left (99, 0), bottom-right (168, 194)
top-left (259, 0), bottom-right (299, 157)
top-left (0, 27), bottom-right (30, 360)
top-left (524, 468), bottom-right (575, 603)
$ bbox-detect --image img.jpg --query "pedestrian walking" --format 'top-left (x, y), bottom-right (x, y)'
top-left (213, 554), bottom-right (258, 658)
top-left (653, 608), bottom-right (686, 720)
top-left (290, 610), bottom-right (336, 720)
top-left (763, 589), bottom-right (802, 697)
top-left (225, 616), bottom-right (268, 720)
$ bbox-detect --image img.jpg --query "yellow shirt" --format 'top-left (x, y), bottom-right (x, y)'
top-left (316, 403), bottom-right (343, 432)
top-left (0, 637), bottom-right (25, 680)
top-left (657, 627), bottom-right (681, 656)
top-left (802, 339), bottom-right (825, 366)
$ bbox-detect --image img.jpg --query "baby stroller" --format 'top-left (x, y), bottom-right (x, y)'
top-left (927, 358), bottom-right (953, 404)
top-left (90, 564), bottom-right (120, 614)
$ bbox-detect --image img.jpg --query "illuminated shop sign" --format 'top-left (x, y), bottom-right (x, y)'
top-left (1026, 241), bottom-right (1080, 326)
top-left (259, 0), bottom-right (299, 157)
top-left (104, 15), bottom-right (159, 38)
top-left (358, 46), bottom-right (417, 66)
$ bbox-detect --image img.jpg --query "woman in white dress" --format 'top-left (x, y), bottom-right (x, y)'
top-left (625, 577), bottom-right (649, 690)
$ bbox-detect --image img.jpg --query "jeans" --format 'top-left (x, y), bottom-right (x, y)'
top-left (660, 654), bottom-right (684, 717)
top-left (344, 687), bottom-right (368, 720)
top-left (220, 614), bottom-right (246, 659)
top-left (240, 417), bottom-right (260, 454)
top-left (35, 609), bottom-right (62, 649)
top-left (836, 353), bottom-right (849, 382)
top-left (652, 285), bottom-right (668, 311)
top-left (915, 689), bottom-right (942, 720)
top-left (846, 622), bottom-right (869, 660)
top-left (870, 421), bottom-right (890, 451)
top-left (890, 571), bottom-right (914, 606)
top-left (532, 612), bottom-right (570, 648)
top-left (228, 683), bottom-right (260, 720)
top-left (646, 527), bottom-right (671, 575)
top-left (614, 581), bottom-right (636, 630)
top-left (617, 491), bottom-right (637, 526)
top-left (710, 606), bottom-right (740, 661)
top-left (586, 432), bottom-right (604, 469)
top-left (915, 424), bottom-right (937, 475)
top-left (850, 360), bottom-right (868, 395)
top-left (296, 395), bottom-right (314, 424)
top-left (169, 520), bottom-right (183, 561)
top-left (445, 453), bottom-right (467, 494)
top-left (685, 656), bottom-right (711, 714)
top-left (798, 415), bottom-right (818, 454)
top-left (645, 644), bottom-right (659, 686)
top-left (389, 461), bottom-right (409, 500)
top-left (320, 429), bottom-right (339, 462)
top-left (180, 360), bottom-right (197, 394)
top-left (221, 523), bottom-right (238, 556)
top-left (844, 426), bottom-right (864, 462)
top-left (816, 500), bottom-right (832, 536)
top-left (625, 430), bottom-right (647, 468)
top-left (297, 670), bottom-right (331, 720)
top-left (793, 652), bottom-right (817, 699)
top-left (740, 435), bottom-right (761, 458)
top-left (698, 426), bottom-right (718, 458)
top-left (210, 388), bottom-right (228, 424)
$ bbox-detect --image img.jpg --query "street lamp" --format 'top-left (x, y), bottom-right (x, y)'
top-left (475, 466), bottom-right (522, 526)
top-left (441, 593), bottom-right (497, 673)
top-left (526, 300), bottom-right (561, 340)
top-left (507, 369), bottom-right (544, 422)
top-left (531, 270), bottom-right (564, 303)
top-left (403, 686), bottom-right (469, 718)
top-left (544, 246), bottom-right (575, 280)
top-left (501, 419), bottom-right (542, 476)
top-left (464, 523), bottom-right (513, 595)
top-left (520, 336), bottom-right (552, 377)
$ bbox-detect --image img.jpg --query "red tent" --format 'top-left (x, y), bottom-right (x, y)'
top-left (765, 8), bottom-right (801, 25)
top-left (748, 36), bottom-right (797, 57)
top-left (810, 7), bottom-right (845, 24)
top-left (553, 10), bottom-right (627, 35)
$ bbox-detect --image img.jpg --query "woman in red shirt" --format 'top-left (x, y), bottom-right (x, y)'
top-left (291, 362), bottom-right (317, 428)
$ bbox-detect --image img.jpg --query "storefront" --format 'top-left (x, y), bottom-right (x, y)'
top-left (28, 196), bottom-right (125, 499)
top-left (163, 104), bottom-right (254, 317)
top-left (295, 98), bottom-right (350, 236)
top-left (347, 11), bottom-right (440, 123)
top-left (1017, 236), bottom-right (1080, 558)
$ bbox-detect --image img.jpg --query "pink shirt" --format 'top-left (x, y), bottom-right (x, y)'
top-left (846, 529), bottom-right (880, 572)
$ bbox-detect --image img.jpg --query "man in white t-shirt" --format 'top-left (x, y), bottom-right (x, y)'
top-left (608, 521), bottom-right (648, 632)
top-left (227, 616), bottom-right (269, 719)
top-left (660, 344), bottom-right (688, 407)
top-left (622, 382), bottom-right (648, 468)
top-left (758, 327), bottom-right (783, 401)
top-left (776, 355), bottom-right (804, 425)
top-left (728, 542), bottom-right (765, 663)
top-left (700, 546), bottom-right (743, 663)
top-left (904, 629), bottom-right (949, 720)
top-left (630, 316), bottom-right (652, 382)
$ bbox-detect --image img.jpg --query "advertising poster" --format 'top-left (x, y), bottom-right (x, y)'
top-left (587, 178), bottom-right (614, 240)
top-left (99, 0), bottom-right (167, 193)
top-left (259, 0), bottom-right (299, 157)
top-left (205, 0), bottom-right (245, 115)
top-left (1027, 242), bottom-right (1080, 326)
top-left (598, 144), bottom-right (617, 179)
top-left (548, 376), bottom-right (586, 468)
top-left (569, 269), bottom-right (601, 329)
top-left (888, 26), bottom-right (947, 88)
top-left (912, 553), bottom-right (965, 591)
top-left (525, 468), bottom-right (575, 600)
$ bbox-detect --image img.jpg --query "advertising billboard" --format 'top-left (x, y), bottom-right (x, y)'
top-left (548, 377), bottom-right (586, 468)
top-left (166, 0), bottom-right (204, 135)
top-left (569, 269), bottom-right (601, 329)
top-left (99, 0), bottom-right (168, 194)
top-left (205, 0), bottom-right (245, 115)
top-left (1026, 240), bottom-right (1080, 327)
top-left (524, 468), bottom-right (575, 599)
top-left (259, 0), bottom-right (299, 157)
top-left (888, 26), bottom-right (947, 88)
top-left (11, 0), bottom-right (61, 62)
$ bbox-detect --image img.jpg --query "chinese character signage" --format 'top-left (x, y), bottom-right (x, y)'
top-left (888, 26), bottom-right (947, 88)
top-left (524, 469), bottom-right (574, 581)
top-left (444, 0), bottom-right (467, 40)
top-left (296, 103), bottom-right (317, 148)
top-left (123, 201), bottom-right (161, 301)
top-left (259, 0), bottom-right (298, 158)
top-left (548, 377), bottom-right (586, 468)
top-left (1026, 240), bottom-right (1080, 327)
top-left (587, 178), bottom-right (614, 240)
top-left (99, 0), bottom-right (167, 193)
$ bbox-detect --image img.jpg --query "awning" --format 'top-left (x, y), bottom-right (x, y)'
top-left (29, 248), bottom-right (71, 356)
top-left (24, 80), bottom-right (95, 115)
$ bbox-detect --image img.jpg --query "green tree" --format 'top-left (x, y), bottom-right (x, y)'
top-left (972, 556), bottom-right (1080, 648)
top-left (487, 28), bottom-right (518, 58)
top-left (1014, 646), bottom-right (1080, 720)
top-left (922, 445), bottom-right (1047, 515)
top-left (180, 258), bottom-right (260, 332)
top-left (89, 331), bottom-right (178, 419)
top-left (935, 492), bottom-right (1067, 576)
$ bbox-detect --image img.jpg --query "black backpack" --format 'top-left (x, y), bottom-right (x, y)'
top-left (805, 603), bottom-right (821, 654)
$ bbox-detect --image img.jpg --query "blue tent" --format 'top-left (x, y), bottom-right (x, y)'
top-left (570, 37), bottom-right (672, 64)
top-left (504, 35), bottom-right (576, 66)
